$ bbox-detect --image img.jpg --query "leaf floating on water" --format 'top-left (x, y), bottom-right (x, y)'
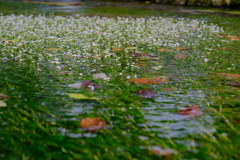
top-left (216, 47), bottom-right (230, 50)
top-left (112, 48), bottom-right (123, 51)
top-left (80, 117), bottom-right (106, 132)
top-left (128, 77), bottom-right (169, 84)
top-left (225, 81), bottom-right (240, 87)
top-left (178, 105), bottom-right (200, 117)
top-left (0, 100), bottom-right (7, 107)
top-left (4, 39), bottom-right (20, 42)
top-left (219, 34), bottom-right (228, 37)
top-left (47, 48), bottom-right (62, 51)
top-left (217, 73), bottom-right (240, 79)
top-left (177, 47), bottom-right (190, 50)
top-left (157, 49), bottom-right (168, 51)
top-left (67, 93), bottom-right (99, 100)
top-left (174, 53), bottom-right (187, 59)
top-left (136, 88), bottom-right (158, 98)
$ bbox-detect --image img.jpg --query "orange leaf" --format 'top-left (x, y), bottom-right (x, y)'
top-left (112, 48), bottom-right (123, 51)
top-left (128, 77), bottom-right (169, 84)
top-left (217, 73), bottom-right (240, 79)
top-left (80, 117), bottom-right (106, 132)
top-left (178, 105), bottom-right (200, 117)
top-left (177, 47), bottom-right (190, 50)
top-left (174, 53), bottom-right (187, 59)
top-left (219, 34), bottom-right (228, 37)
top-left (229, 36), bottom-right (240, 40)
top-left (157, 49), bottom-right (168, 51)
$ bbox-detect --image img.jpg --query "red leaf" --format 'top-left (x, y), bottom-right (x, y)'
top-left (136, 88), bottom-right (158, 98)
top-left (128, 77), bottom-right (169, 84)
top-left (178, 105), bottom-right (200, 117)
top-left (80, 117), bottom-right (106, 132)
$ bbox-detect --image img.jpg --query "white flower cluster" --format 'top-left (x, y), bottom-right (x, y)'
top-left (0, 15), bottom-right (224, 74)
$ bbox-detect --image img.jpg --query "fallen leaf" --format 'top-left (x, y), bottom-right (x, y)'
top-left (136, 88), bottom-right (158, 98)
top-left (80, 117), bottom-right (106, 132)
top-left (47, 48), bottom-right (62, 51)
top-left (225, 81), bottom-right (240, 87)
top-left (131, 52), bottom-right (157, 58)
top-left (0, 94), bottom-right (10, 100)
top-left (100, 65), bottom-right (107, 68)
top-left (229, 36), bottom-right (240, 40)
top-left (217, 73), bottom-right (240, 79)
top-left (67, 93), bottom-right (99, 100)
top-left (216, 47), bottom-right (230, 50)
top-left (177, 47), bottom-right (190, 50)
top-left (157, 49), bottom-right (168, 51)
top-left (93, 73), bottom-right (107, 80)
top-left (219, 34), bottom-right (228, 37)
top-left (0, 100), bottom-right (7, 107)
top-left (174, 53), bottom-right (187, 59)
top-left (112, 48), bottom-right (123, 51)
top-left (4, 39), bottom-right (19, 42)
top-left (178, 105), bottom-right (200, 117)
top-left (128, 77), bottom-right (169, 84)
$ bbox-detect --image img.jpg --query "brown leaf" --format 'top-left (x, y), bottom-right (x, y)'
top-left (178, 105), bottom-right (200, 117)
top-left (80, 117), bottom-right (106, 132)
top-left (136, 88), bottom-right (158, 98)
top-left (217, 73), bottom-right (240, 79)
top-left (174, 53), bottom-right (187, 59)
top-left (216, 47), bottom-right (230, 50)
top-left (128, 77), bottom-right (169, 84)
top-left (225, 81), bottom-right (240, 87)
top-left (130, 52), bottom-right (157, 58)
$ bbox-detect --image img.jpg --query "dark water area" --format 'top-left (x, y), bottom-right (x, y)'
top-left (1, 0), bottom-right (240, 17)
